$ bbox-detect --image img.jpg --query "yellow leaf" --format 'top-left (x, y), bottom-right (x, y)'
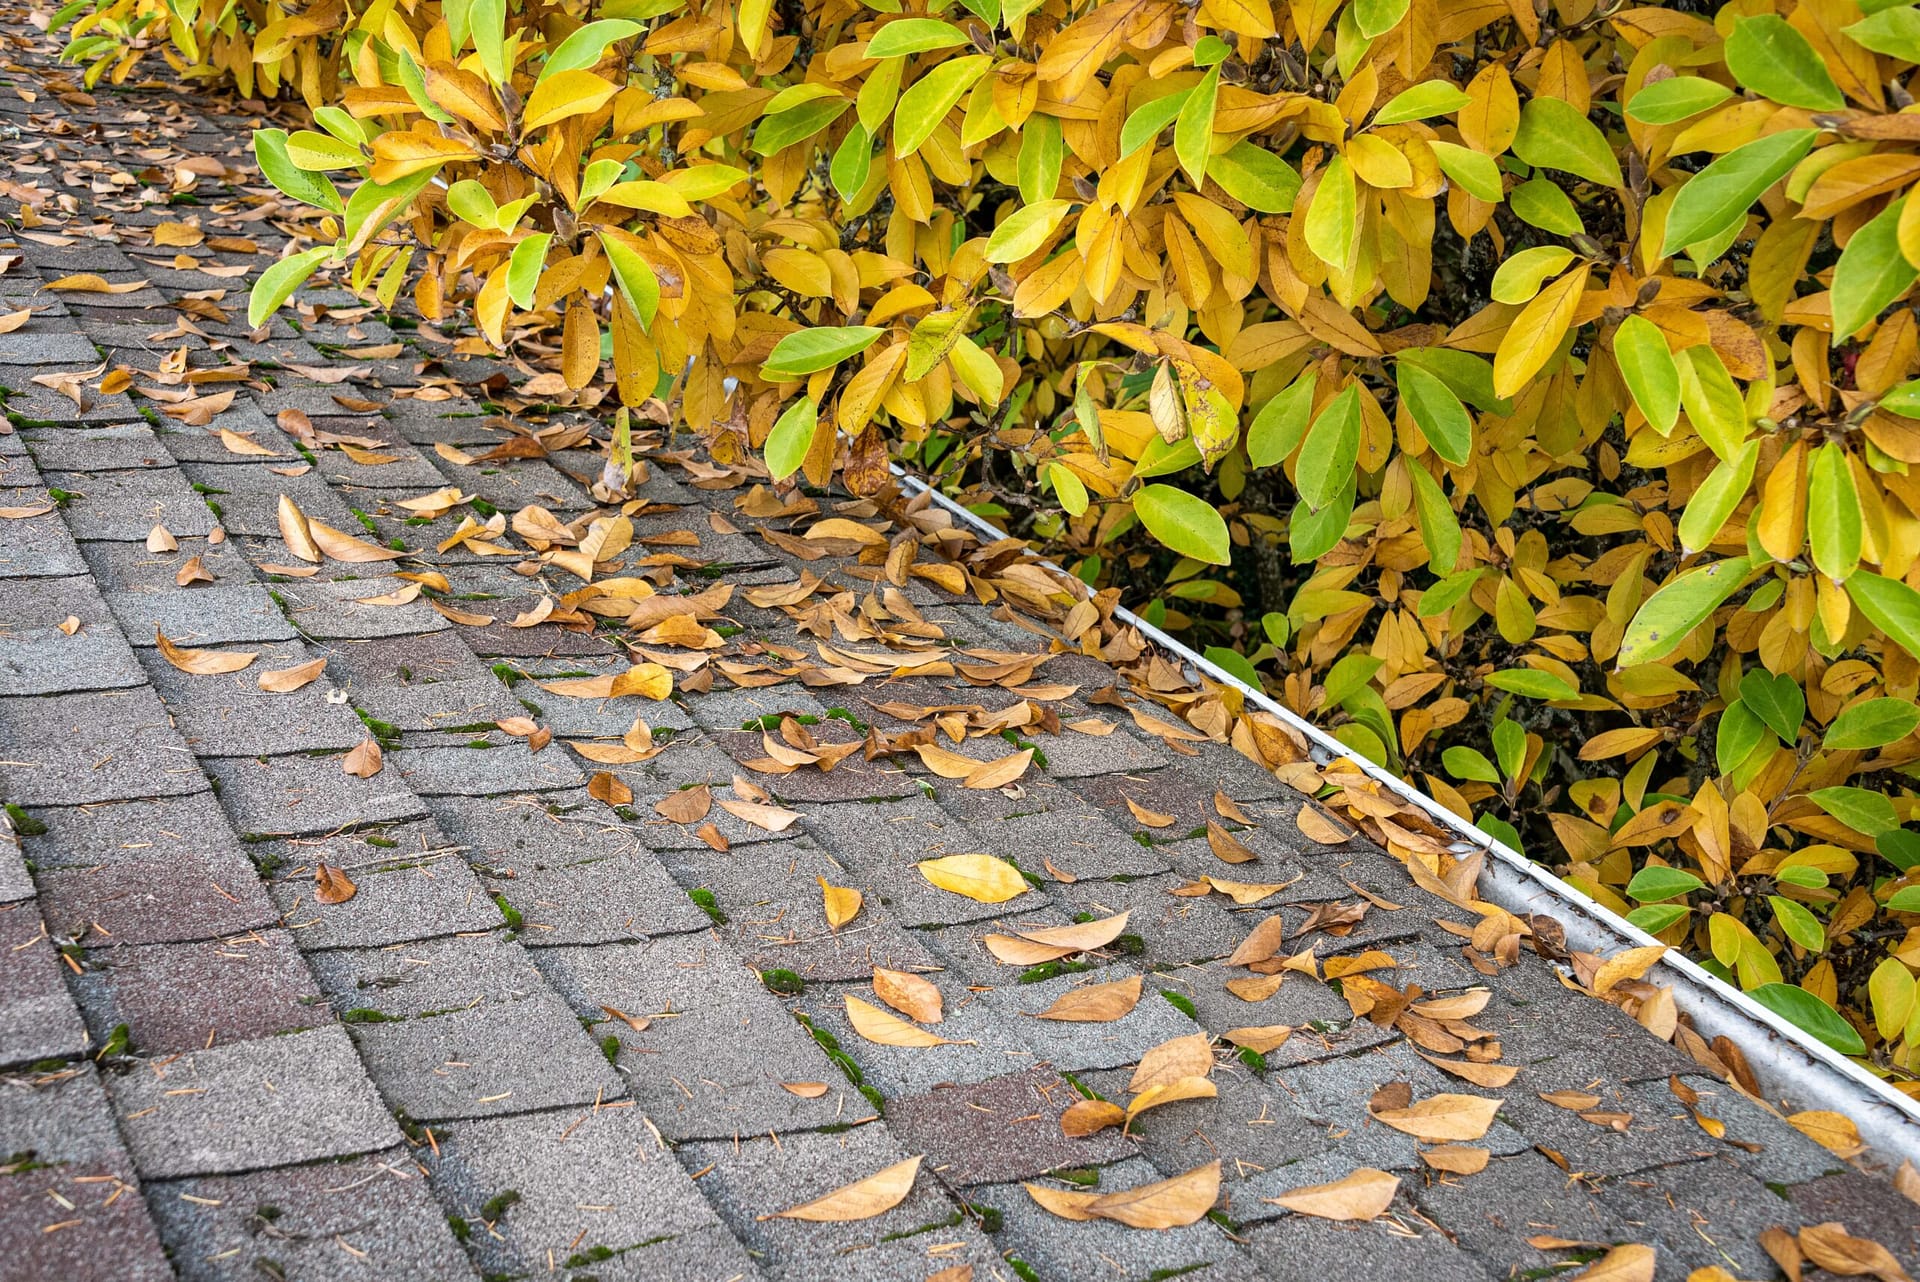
top-left (819, 877), bottom-right (863, 929)
top-left (1368, 1092), bottom-right (1503, 1142)
top-left (763, 1155), bottom-right (922, 1222)
top-left (1024, 1161), bottom-right (1220, 1229)
top-left (844, 994), bottom-right (968, 1047)
top-left (524, 70), bottom-right (621, 131)
top-left (1033, 974), bottom-right (1143, 1022)
top-left (1262, 1169), bottom-right (1399, 1221)
top-left (1493, 264), bottom-right (1589, 398)
top-left (872, 967), bottom-right (943, 1023)
top-left (917, 854), bottom-right (1030, 903)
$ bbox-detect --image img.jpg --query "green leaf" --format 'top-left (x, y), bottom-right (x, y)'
top-left (252, 129), bottom-right (344, 214)
top-left (1442, 745), bottom-right (1500, 783)
top-left (1511, 96), bottom-right (1622, 187)
top-left (1304, 155), bottom-right (1356, 270)
top-left (1660, 129), bottom-right (1818, 258)
top-left (984, 199), bottom-right (1072, 262)
top-left (765, 397), bottom-right (818, 481)
top-left (1776, 865), bottom-right (1829, 890)
top-left (1618, 556), bottom-right (1752, 667)
top-left (1807, 444), bottom-right (1862, 582)
top-left (1397, 363), bottom-right (1472, 466)
top-left (1724, 14), bottom-right (1844, 111)
top-left (893, 54), bottom-right (992, 156)
top-left (1192, 35), bottom-right (1233, 66)
top-left (1207, 142), bottom-right (1300, 213)
top-left (858, 55), bottom-right (904, 134)
top-left (1323, 653), bottom-right (1384, 706)
top-left (285, 129), bottom-right (364, 171)
top-left (1739, 668), bottom-right (1804, 743)
top-left (446, 179), bottom-right (499, 228)
top-left (1746, 983), bottom-right (1865, 1055)
top-left (1247, 369), bottom-right (1317, 468)
top-left (1880, 829), bottom-right (1920, 873)
top-left (1507, 176), bottom-right (1585, 235)
top-left (1134, 483), bottom-right (1230, 565)
top-left (1295, 384), bottom-right (1361, 510)
top-left (1289, 474), bottom-right (1354, 563)
top-left (1047, 461), bottom-right (1089, 517)
top-left (1889, 884), bottom-right (1920, 912)
top-left (753, 97), bottom-right (851, 156)
top-left (1351, 0), bottom-right (1409, 39)
top-left (1407, 461), bottom-right (1460, 573)
top-left (1485, 668), bottom-right (1579, 700)
top-left (1174, 65), bottom-right (1220, 189)
top-left (1429, 141), bottom-right (1504, 202)
top-left (1845, 6), bottom-right (1920, 61)
top-left (762, 325), bottom-right (885, 378)
top-left (1396, 348), bottom-right (1508, 414)
top-left (1018, 113), bottom-right (1063, 205)
top-left (905, 308), bottom-right (970, 381)
top-left (1373, 80), bottom-right (1470, 124)
top-left (471, 0), bottom-right (507, 84)
top-left (1769, 896), bottom-right (1827, 953)
top-left (832, 124), bottom-right (874, 200)
top-left (1675, 345), bottom-right (1748, 461)
top-left (506, 233), bottom-right (551, 310)
top-left (540, 18), bottom-right (640, 81)
top-left (247, 247), bottom-right (332, 328)
top-left (1627, 903), bottom-right (1693, 934)
top-left (1627, 866), bottom-right (1705, 903)
top-left (864, 17), bottom-right (969, 57)
top-left (1625, 76), bottom-right (1734, 124)
top-left (1119, 89), bottom-right (1190, 159)
top-left (1613, 314), bottom-right (1680, 434)
top-left (1418, 568), bottom-right (1482, 618)
top-left (1677, 439), bottom-right (1759, 552)
top-left (1717, 702), bottom-right (1770, 774)
top-left (1848, 569), bottom-right (1920, 658)
top-left (1831, 201), bottom-right (1918, 339)
top-left (1823, 698), bottom-right (1920, 750)
top-left (599, 233), bottom-right (659, 329)
top-left (1203, 644), bottom-right (1261, 689)
top-left (1489, 246), bottom-right (1576, 305)
top-left (1491, 718), bottom-right (1526, 780)
top-left (1811, 785), bottom-right (1900, 837)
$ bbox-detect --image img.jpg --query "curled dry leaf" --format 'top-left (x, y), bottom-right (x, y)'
top-left (257, 657), bottom-right (326, 693)
top-left (1591, 945), bottom-right (1668, 997)
top-left (57, 616), bottom-right (81, 636)
top-left (1798, 1223), bottom-right (1915, 1282)
top-left (589, 771), bottom-right (633, 806)
top-left (1566, 1244), bottom-right (1658, 1282)
top-left (1033, 974), bottom-right (1142, 1022)
top-left (819, 877), bottom-right (862, 929)
top-left (1126, 1075), bottom-right (1217, 1125)
top-left (343, 739), bottom-right (383, 778)
top-left (1061, 1098), bottom-right (1127, 1137)
top-left (1421, 1144), bottom-right (1490, 1175)
top-left (872, 967), bottom-right (942, 1024)
top-left (716, 798), bottom-right (802, 832)
top-left (1206, 821), bottom-right (1259, 864)
top-left (1788, 1111), bottom-right (1864, 1158)
top-left (175, 554), bottom-right (215, 586)
top-left (762, 1155), bottom-right (921, 1223)
top-left (600, 1005), bottom-right (650, 1032)
top-left (314, 862), bottom-right (357, 904)
top-left (1419, 1054), bottom-right (1520, 1089)
top-left (1264, 1168), bottom-right (1400, 1221)
top-left (1368, 1092), bottom-right (1503, 1142)
top-left (1130, 1032), bottom-right (1215, 1094)
top-left (155, 628), bottom-right (256, 675)
top-left (918, 853), bottom-right (1030, 903)
top-left (277, 494), bottom-right (323, 563)
top-left (1202, 875), bottom-right (1297, 905)
top-left (1223, 1025), bottom-right (1294, 1053)
top-left (1024, 1161), bottom-right (1219, 1229)
top-left (1214, 791), bottom-right (1253, 824)
top-left (844, 995), bottom-right (968, 1048)
top-left (1539, 1090), bottom-right (1604, 1111)
top-left (984, 910), bottom-right (1132, 966)
top-left (963, 747), bottom-right (1033, 790)
top-left (1295, 805), bottom-right (1355, 845)
top-left (781, 1081), bottom-right (830, 1098)
top-left (309, 517), bottom-right (407, 562)
top-left (146, 524), bottom-right (177, 552)
top-left (1126, 797), bottom-right (1176, 828)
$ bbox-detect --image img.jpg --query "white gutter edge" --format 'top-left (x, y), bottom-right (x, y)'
top-left (892, 465), bottom-right (1920, 1171)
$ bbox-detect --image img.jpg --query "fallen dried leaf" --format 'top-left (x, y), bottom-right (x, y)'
top-left (314, 862), bottom-right (357, 904)
top-left (589, 771), bottom-right (633, 805)
top-left (1033, 974), bottom-right (1143, 1022)
top-left (1566, 1244), bottom-right (1657, 1282)
top-left (715, 798), bottom-right (802, 832)
top-left (1369, 1092), bottom-right (1503, 1142)
top-left (655, 785), bottom-right (713, 824)
top-left (820, 877), bottom-right (862, 929)
top-left (844, 994), bottom-right (968, 1047)
top-left (258, 658), bottom-right (326, 693)
top-left (918, 854), bottom-right (1029, 903)
top-left (1061, 1098), bottom-right (1127, 1137)
top-left (1799, 1223), bottom-right (1914, 1282)
top-left (1421, 1144), bottom-right (1490, 1175)
top-left (781, 1081), bottom-right (830, 1098)
top-left (146, 525), bottom-right (177, 552)
top-left (763, 1155), bottom-right (922, 1222)
top-left (1264, 1168), bottom-right (1399, 1221)
top-left (1130, 1032), bottom-right (1215, 1093)
top-left (1025, 1161), bottom-right (1219, 1229)
top-left (343, 739), bottom-right (383, 778)
top-left (155, 628), bottom-right (255, 674)
top-left (872, 967), bottom-right (943, 1023)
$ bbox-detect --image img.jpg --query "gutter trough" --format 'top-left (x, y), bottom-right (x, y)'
top-left (893, 466), bottom-right (1920, 1171)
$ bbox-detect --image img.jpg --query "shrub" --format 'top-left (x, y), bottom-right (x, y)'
top-left (86, 0), bottom-right (1920, 1085)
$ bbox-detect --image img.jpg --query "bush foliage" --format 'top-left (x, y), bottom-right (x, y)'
top-left (58, 0), bottom-right (1920, 1090)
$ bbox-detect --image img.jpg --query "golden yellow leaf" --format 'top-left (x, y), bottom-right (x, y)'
top-left (844, 995), bottom-right (967, 1047)
top-left (763, 1155), bottom-right (922, 1222)
top-left (155, 628), bottom-right (256, 675)
top-left (872, 967), bottom-right (943, 1023)
top-left (257, 658), bottom-right (326, 692)
top-left (917, 854), bottom-right (1030, 903)
top-left (819, 877), bottom-right (863, 929)
top-left (1263, 1169), bottom-right (1399, 1221)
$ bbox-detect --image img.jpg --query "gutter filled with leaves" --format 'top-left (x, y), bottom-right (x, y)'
top-left (894, 465), bottom-right (1920, 1171)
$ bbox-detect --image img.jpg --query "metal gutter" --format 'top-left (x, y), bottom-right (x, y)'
top-left (893, 465), bottom-right (1920, 1170)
